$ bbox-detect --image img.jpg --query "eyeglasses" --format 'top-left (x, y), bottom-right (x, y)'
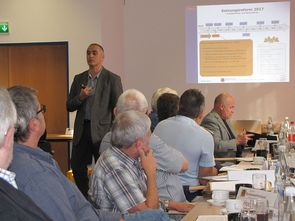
top-left (36, 104), bottom-right (46, 115)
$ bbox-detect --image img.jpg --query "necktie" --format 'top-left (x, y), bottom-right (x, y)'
top-left (223, 120), bottom-right (235, 139)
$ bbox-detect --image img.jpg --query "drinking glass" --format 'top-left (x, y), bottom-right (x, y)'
top-left (240, 198), bottom-right (257, 221)
top-left (252, 174), bottom-right (266, 190)
top-left (255, 198), bottom-right (268, 221)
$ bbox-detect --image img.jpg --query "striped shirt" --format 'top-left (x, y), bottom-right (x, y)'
top-left (89, 146), bottom-right (147, 214)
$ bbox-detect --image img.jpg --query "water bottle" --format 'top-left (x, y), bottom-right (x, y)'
top-left (267, 117), bottom-right (274, 135)
top-left (279, 117), bottom-right (290, 146)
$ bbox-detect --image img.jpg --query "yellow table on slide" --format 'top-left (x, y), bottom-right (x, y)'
top-left (200, 39), bottom-right (253, 77)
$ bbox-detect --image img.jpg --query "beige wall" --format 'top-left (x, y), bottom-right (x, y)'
top-left (0, 0), bottom-right (123, 127)
top-left (124, 0), bottom-right (295, 124)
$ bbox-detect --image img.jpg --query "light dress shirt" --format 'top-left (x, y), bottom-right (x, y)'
top-left (154, 115), bottom-right (215, 186)
top-left (0, 168), bottom-right (18, 189)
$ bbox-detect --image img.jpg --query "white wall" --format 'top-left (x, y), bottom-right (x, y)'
top-left (124, 0), bottom-right (295, 123)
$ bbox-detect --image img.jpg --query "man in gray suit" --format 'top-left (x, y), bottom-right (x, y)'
top-left (67, 43), bottom-right (123, 197)
top-left (201, 93), bottom-right (252, 158)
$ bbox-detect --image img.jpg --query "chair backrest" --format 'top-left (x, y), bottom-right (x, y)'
top-left (231, 120), bottom-right (262, 134)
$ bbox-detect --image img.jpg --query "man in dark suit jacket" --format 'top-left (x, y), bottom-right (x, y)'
top-left (67, 43), bottom-right (123, 197)
top-left (0, 88), bottom-right (51, 221)
top-left (201, 93), bottom-right (252, 158)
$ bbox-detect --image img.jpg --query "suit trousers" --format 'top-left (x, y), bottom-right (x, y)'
top-left (71, 121), bottom-right (100, 198)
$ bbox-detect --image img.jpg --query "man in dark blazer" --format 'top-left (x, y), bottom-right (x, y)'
top-left (201, 93), bottom-right (252, 158)
top-left (67, 43), bottom-right (123, 197)
top-left (0, 88), bottom-right (51, 221)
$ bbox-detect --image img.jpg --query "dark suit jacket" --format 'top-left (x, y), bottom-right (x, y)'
top-left (67, 67), bottom-right (123, 146)
top-left (201, 110), bottom-right (237, 157)
top-left (0, 178), bottom-right (52, 221)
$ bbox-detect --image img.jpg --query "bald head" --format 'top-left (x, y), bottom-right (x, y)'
top-left (214, 93), bottom-right (235, 120)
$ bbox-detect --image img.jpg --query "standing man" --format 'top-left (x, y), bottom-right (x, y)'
top-left (201, 93), bottom-right (252, 157)
top-left (67, 43), bottom-right (123, 197)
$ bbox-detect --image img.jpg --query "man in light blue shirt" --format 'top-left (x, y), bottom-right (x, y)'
top-left (154, 89), bottom-right (217, 201)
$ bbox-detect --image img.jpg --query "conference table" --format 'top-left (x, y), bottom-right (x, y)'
top-left (46, 133), bottom-right (73, 170)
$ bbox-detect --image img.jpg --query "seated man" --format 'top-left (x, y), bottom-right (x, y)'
top-left (8, 85), bottom-right (169, 221)
top-left (154, 89), bottom-right (217, 202)
top-left (201, 93), bottom-right (252, 158)
top-left (97, 89), bottom-right (193, 212)
top-left (89, 110), bottom-right (159, 213)
top-left (0, 88), bottom-right (51, 221)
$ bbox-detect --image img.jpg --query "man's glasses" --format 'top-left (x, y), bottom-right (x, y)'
top-left (36, 104), bottom-right (46, 115)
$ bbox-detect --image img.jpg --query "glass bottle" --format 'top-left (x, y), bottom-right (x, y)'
top-left (267, 117), bottom-right (274, 135)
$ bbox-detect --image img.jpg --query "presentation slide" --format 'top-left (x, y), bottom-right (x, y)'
top-left (185, 1), bottom-right (290, 84)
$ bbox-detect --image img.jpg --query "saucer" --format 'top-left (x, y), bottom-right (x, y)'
top-left (207, 199), bottom-right (225, 206)
top-left (251, 161), bottom-right (264, 165)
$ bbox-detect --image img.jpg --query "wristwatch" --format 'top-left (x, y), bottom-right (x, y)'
top-left (160, 199), bottom-right (170, 212)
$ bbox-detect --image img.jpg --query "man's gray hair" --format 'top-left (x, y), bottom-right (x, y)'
top-left (8, 86), bottom-right (38, 142)
top-left (116, 89), bottom-right (148, 114)
top-left (0, 88), bottom-right (17, 146)
top-left (111, 110), bottom-right (151, 148)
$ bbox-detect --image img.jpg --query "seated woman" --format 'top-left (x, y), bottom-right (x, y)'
top-left (157, 93), bottom-right (180, 123)
top-left (149, 87), bottom-right (177, 131)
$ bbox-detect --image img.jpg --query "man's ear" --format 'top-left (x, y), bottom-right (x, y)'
top-left (199, 110), bottom-right (204, 119)
top-left (2, 127), bottom-right (14, 151)
top-left (113, 107), bottom-right (118, 116)
top-left (134, 138), bottom-right (143, 151)
top-left (28, 117), bottom-right (39, 132)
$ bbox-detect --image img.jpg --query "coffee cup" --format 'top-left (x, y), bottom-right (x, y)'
top-left (226, 199), bottom-right (243, 213)
top-left (212, 190), bottom-right (229, 203)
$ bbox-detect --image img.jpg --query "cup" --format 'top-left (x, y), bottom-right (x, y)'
top-left (252, 174), bottom-right (266, 190)
top-left (212, 190), bottom-right (229, 203)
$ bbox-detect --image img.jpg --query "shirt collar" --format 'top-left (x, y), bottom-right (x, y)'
top-left (111, 146), bottom-right (139, 167)
top-left (0, 168), bottom-right (18, 189)
top-left (88, 67), bottom-right (102, 79)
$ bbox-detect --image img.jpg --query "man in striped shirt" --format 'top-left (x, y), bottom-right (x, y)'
top-left (89, 110), bottom-right (159, 214)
